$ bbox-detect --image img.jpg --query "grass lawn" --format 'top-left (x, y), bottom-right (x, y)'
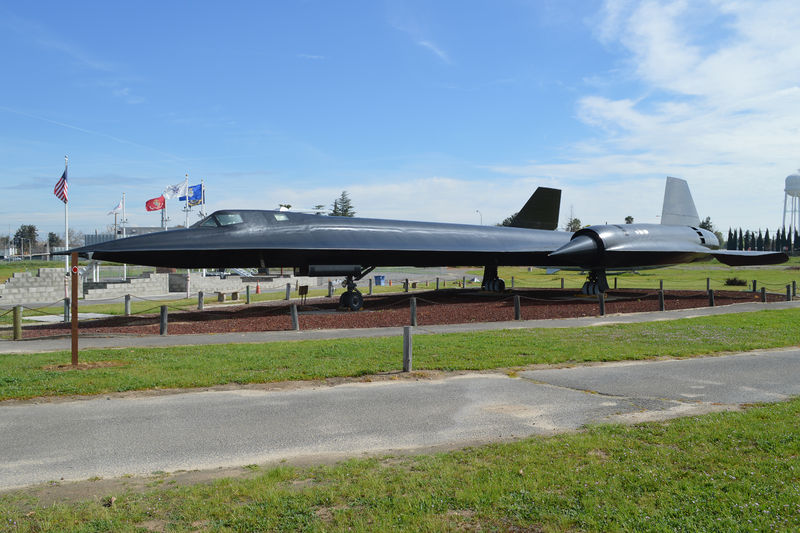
top-left (1, 397), bottom-right (797, 531)
top-left (2, 308), bottom-right (799, 401)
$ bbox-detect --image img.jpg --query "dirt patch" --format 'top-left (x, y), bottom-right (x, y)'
top-left (42, 361), bottom-right (127, 371)
top-left (19, 288), bottom-right (781, 339)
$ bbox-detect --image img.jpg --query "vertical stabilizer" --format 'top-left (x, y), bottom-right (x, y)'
top-left (510, 187), bottom-right (562, 230)
top-left (661, 176), bottom-right (700, 226)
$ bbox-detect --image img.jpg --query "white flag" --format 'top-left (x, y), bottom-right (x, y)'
top-left (107, 200), bottom-right (122, 215)
top-left (163, 181), bottom-right (187, 199)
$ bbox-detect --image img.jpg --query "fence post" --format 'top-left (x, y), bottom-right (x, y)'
top-left (597, 292), bottom-right (605, 315)
top-left (369, 278), bottom-right (373, 295)
top-left (404, 279), bottom-right (409, 293)
top-left (12, 306), bottom-right (21, 340)
top-left (159, 305), bottom-right (168, 335)
top-left (514, 295), bottom-right (521, 320)
top-left (560, 277), bottom-right (564, 289)
top-left (246, 285), bottom-right (251, 304)
top-left (462, 276), bottom-right (467, 288)
top-left (511, 276), bottom-right (515, 289)
top-left (402, 326), bottom-right (413, 372)
top-left (614, 277), bottom-right (617, 289)
top-left (64, 297), bottom-right (70, 323)
top-left (124, 294), bottom-right (131, 316)
top-left (706, 277), bottom-right (710, 291)
top-left (198, 291), bottom-right (204, 311)
top-left (285, 283), bottom-right (291, 300)
top-left (658, 289), bottom-right (665, 311)
top-left (290, 303), bottom-right (299, 331)
top-left (752, 280), bottom-right (757, 293)
top-left (410, 297), bottom-right (417, 326)
top-left (659, 279), bottom-right (663, 291)
top-left (708, 289), bottom-right (715, 307)
top-left (760, 287), bottom-right (766, 302)
top-left (436, 277), bottom-right (440, 290)
top-left (787, 285), bottom-right (792, 301)
top-left (793, 280), bottom-right (797, 298)
top-left (328, 280), bottom-right (333, 298)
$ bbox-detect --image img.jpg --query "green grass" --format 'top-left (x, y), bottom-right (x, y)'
top-left (2, 308), bottom-right (800, 401)
top-left (2, 397), bottom-right (798, 531)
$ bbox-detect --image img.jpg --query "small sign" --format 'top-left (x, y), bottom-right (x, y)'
top-left (71, 266), bottom-right (78, 274)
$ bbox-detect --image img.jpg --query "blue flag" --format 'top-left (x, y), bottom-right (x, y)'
top-left (179, 184), bottom-right (204, 206)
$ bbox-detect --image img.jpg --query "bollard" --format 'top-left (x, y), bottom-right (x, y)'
top-left (514, 295), bottom-right (521, 320)
top-left (597, 292), bottom-right (605, 316)
top-left (403, 326), bottom-right (413, 372)
top-left (404, 279), bottom-right (409, 293)
top-left (706, 277), bottom-right (710, 291)
top-left (752, 280), bottom-right (757, 293)
top-left (124, 294), bottom-right (131, 316)
top-left (290, 303), bottom-right (299, 331)
top-left (787, 285), bottom-right (792, 301)
top-left (246, 285), bottom-right (251, 304)
top-left (614, 277), bottom-right (617, 289)
top-left (13, 305), bottom-right (22, 340)
top-left (285, 283), bottom-right (291, 301)
top-left (658, 289), bottom-right (665, 311)
top-left (659, 279), bottom-right (663, 291)
top-left (462, 276), bottom-right (467, 288)
top-left (560, 277), bottom-right (564, 289)
top-left (64, 297), bottom-right (70, 323)
top-left (760, 287), bottom-right (766, 302)
top-left (793, 280), bottom-right (797, 298)
top-left (708, 289), bottom-right (715, 307)
top-left (197, 291), bottom-right (204, 311)
top-left (160, 305), bottom-right (168, 335)
top-left (511, 276), bottom-right (515, 289)
top-left (436, 277), bottom-right (440, 290)
top-left (368, 279), bottom-right (373, 295)
top-left (328, 280), bottom-right (333, 298)
top-left (410, 297), bottom-right (417, 326)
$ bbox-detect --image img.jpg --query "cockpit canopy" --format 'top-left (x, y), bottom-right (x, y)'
top-left (193, 211), bottom-right (245, 228)
top-left (191, 210), bottom-right (294, 229)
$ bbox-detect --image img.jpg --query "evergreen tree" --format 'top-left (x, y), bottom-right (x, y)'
top-left (499, 212), bottom-right (519, 226)
top-left (764, 229), bottom-right (771, 251)
top-left (624, 216), bottom-right (634, 224)
top-left (756, 229), bottom-right (763, 251)
top-left (329, 191), bottom-right (356, 217)
top-left (727, 228), bottom-right (734, 250)
top-left (738, 228), bottom-right (744, 251)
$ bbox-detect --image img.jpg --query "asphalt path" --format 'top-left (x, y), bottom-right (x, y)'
top-left (1, 347), bottom-right (798, 491)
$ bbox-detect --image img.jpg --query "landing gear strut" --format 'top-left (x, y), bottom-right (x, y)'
top-left (481, 265), bottom-right (506, 293)
top-left (581, 269), bottom-right (609, 295)
top-left (338, 266), bottom-right (375, 311)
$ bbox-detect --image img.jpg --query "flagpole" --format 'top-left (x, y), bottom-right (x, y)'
top-left (64, 155), bottom-right (69, 298)
top-left (200, 179), bottom-right (206, 218)
top-left (184, 173), bottom-right (189, 228)
top-left (121, 192), bottom-right (127, 280)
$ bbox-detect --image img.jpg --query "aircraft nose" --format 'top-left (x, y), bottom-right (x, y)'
top-left (549, 235), bottom-right (600, 263)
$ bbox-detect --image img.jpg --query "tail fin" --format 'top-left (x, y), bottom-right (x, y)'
top-left (661, 176), bottom-right (700, 226)
top-left (510, 187), bottom-right (561, 230)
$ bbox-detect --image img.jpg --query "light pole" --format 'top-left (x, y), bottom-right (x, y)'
top-left (476, 210), bottom-right (482, 225)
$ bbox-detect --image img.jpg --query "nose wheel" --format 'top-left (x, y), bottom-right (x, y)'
top-left (339, 275), bottom-right (364, 311)
top-left (580, 270), bottom-right (609, 295)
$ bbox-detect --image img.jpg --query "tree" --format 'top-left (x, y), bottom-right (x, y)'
top-left (68, 228), bottom-right (83, 248)
top-left (329, 191), bottom-right (355, 217)
top-left (624, 216), bottom-right (634, 224)
top-left (47, 232), bottom-right (64, 249)
top-left (699, 216), bottom-right (714, 231)
top-left (313, 204), bottom-right (326, 215)
top-left (499, 212), bottom-right (519, 227)
top-left (565, 217), bottom-right (582, 232)
top-left (13, 225), bottom-right (38, 248)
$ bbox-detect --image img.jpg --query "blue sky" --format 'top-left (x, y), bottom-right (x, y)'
top-left (1, 0), bottom-right (799, 240)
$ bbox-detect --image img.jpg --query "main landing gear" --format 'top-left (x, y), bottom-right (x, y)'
top-left (581, 269), bottom-right (609, 295)
top-left (339, 267), bottom-right (375, 311)
top-left (481, 265), bottom-right (506, 293)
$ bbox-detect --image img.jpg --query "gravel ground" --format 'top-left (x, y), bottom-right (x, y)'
top-left (20, 288), bottom-right (782, 339)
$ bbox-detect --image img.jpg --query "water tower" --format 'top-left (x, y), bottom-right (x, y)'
top-left (783, 171), bottom-right (800, 246)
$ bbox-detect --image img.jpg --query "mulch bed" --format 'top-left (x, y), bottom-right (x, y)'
top-left (19, 288), bottom-right (783, 339)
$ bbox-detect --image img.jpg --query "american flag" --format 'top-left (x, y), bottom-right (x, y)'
top-left (54, 169), bottom-right (68, 204)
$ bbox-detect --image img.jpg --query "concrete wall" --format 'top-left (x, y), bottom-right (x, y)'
top-left (171, 274), bottom-right (322, 294)
top-left (0, 268), bottom-right (79, 305)
top-left (82, 273), bottom-right (170, 300)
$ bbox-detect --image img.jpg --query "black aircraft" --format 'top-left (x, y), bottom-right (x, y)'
top-left (66, 177), bottom-right (786, 310)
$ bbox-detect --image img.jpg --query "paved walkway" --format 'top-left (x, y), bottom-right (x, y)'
top-left (1, 347), bottom-right (798, 490)
top-left (1, 300), bottom-right (798, 354)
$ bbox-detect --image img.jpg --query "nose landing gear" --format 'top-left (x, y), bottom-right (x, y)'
top-left (580, 269), bottom-right (609, 295)
top-left (339, 276), bottom-right (364, 311)
top-left (481, 265), bottom-right (506, 293)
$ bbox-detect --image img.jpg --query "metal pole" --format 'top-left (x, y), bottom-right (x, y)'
top-left (658, 289), bottom-right (665, 311)
top-left (787, 285), bottom-right (792, 301)
top-left (514, 295), bottom-right (521, 320)
top-left (71, 252), bottom-right (78, 365)
top-left (328, 280), bottom-right (333, 298)
top-left (560, 277), bottom-right (564, 289)
top-left (368, 278), bottom-right (373, 295)
top-left (124, 294), bottom-right (131, 316)
top-left (290, 303), bottom-right (299, 331)
top-left (410, 297), bottom-right (417, 326)
top-left (63, 297), bottom-right (70, 323)
top-left (598, 291), bottom-right (605, 316)
top-left (760, 287), bottom-right (766, 302)
top-left (160, 305), bottom-right (168, 335)
top-left (12, 306), bottom-right (21, 340)
top-left (402, 326), bottom-right (412, 372)
top-left (285, 283), bottom-right (291, 300)
top-left (198, 291), bottom-right (204, 311)
top-left (708, 289), bottom-right (715, 307)
top-left (246, 285), bottom-right (251, 304)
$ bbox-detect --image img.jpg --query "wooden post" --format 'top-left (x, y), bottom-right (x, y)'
top-left (511, 276), bottom-right (515, 289)
top-left (404, 279), bottom-right (409, 293)
top-left (403, 326), bottom-right (412, 372)
top-left (71, 252), bottom-right (79, 366)
top-left (706, 277), bottom-right (710, 291)
top-left (560, 277), bottom-right (564, 289)
top-left (290, 303), bottom-right (299, 331)
top-left (12, 306), bottom-right (21, 340)
top-left (328, 280), bottom-right (333, 298)
top-left (368, 278), bottom-right (373, 295)
top-left (436, 277), bottom-right (440, 290)
top-left (410, 297), bottom-right (417, 326)
top-left (124, 294), bottom-right (131, 316)
top-left (659, 279), bottom-right (663, 291)
top-left (614, 277), bottom-right (617, 289)
top-left (752, 279), bottom-right (757, 292)
top-left (514, 295), bottom-right (521, 320)
top-left (787, 285), bottom-right (792, 301)
top-left (462, 276), bottom-right (466, 288)
top-left (793, 280), bottom-right (796, 298)
top-left (160, 305), bottom-right (168, 335)
top-left (198, 291), bottom-right (204, 311)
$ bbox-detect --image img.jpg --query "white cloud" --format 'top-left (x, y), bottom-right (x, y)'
top-left (417, 40), bottom-right (450, 63)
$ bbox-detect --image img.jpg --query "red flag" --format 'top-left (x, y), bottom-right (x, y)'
top-left (145, 195), bottom-right (165, 211)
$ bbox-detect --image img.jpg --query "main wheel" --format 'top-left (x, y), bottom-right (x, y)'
top-left (349, 290), bottom-right (364, 311)
top-left (340, 291), bottom-right (353, 309)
